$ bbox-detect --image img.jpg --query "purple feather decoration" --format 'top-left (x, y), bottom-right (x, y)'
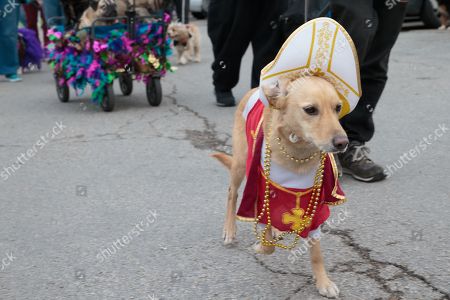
top-left (18, 28), bottom-right (44, 70)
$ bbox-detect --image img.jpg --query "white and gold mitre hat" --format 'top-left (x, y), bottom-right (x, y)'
top-left (259, 17), bottom-right (361, 118)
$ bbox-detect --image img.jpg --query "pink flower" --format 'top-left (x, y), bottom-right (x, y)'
top-left (122, 37), bottom-right (133, 52)
top-left (93, 41), bottom-right (108, 53)
top-left (163, 13), bottom-right (171, 23)
top-left (87, 60), bottom-right (100, 77)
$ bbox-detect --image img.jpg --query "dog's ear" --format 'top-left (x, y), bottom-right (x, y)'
top-left (262, 78), bottom-right (289, 108)
top-left (89, 0), bottom-right (99, 10)
top-left (185, 24), bottom-right (193, 38)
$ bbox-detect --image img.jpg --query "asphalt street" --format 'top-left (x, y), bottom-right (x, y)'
top-left (0, 20), bottom-right (449, 300)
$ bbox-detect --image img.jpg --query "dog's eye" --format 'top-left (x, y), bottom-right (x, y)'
top-left (303, 106), bottom-right (318, 116)
top-left (335, 104), bottom-right (342, 113)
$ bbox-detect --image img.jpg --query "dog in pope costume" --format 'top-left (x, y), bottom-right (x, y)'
top-left (214, 17), bottom-right (361, 298)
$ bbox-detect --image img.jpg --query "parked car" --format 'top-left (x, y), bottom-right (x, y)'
top-left (190, 0), bottom-right (209, 19)
top-left (405, 0), bottom-right (441, 28)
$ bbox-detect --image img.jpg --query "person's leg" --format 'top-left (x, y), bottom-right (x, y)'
top-left (42, 0), bottom-right (64, 26)
top-left (250, 0), bottom-right (288, 88)
top-left (174, 0), bottom-right (190, 23)
top-left (330, 0), bottom-right (376, 65)
top-left (332, 0), bottom-right (407, 182)
top-left (340, 1), bottom-right (407, 143)
top-left (19, 4), bottom-right (27, 25)
top-left (207, 0), bottom-right (253, 106)
top-left (23, 3), bottom-right (40, 43)
top-left (0, 0), bottom-right (21, 80)
top-left (38, 3), bottom-right (49, 46)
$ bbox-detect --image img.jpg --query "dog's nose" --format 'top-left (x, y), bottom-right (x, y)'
top-left (332, 135), bottom-right (349, 152)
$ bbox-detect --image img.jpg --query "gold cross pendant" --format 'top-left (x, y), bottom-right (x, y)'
top-left (282, 208), bottom-right (312, 232)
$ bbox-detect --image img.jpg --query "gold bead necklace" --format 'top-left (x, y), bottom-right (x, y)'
top-left (253, 108), bottom-right (326, 250)
top-left (275, 136), bottom-right (320, 164)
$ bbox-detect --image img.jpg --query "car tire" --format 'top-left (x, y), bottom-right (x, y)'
top-left (421, 0), bottom-right (440, 28)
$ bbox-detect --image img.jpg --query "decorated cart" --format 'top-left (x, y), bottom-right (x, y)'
top-left (47, 9), bottom-right (173, 112)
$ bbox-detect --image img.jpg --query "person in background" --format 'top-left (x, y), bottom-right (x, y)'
top-left (42, 0), bottom-right (64, 26)
top-left (174, 0), bottom-right (189, 23)
top-left (22, 0), bottom-right (49, 46)
top-left (207, 0), bottom-right (287, 107)
top-left (0, 0), bottom-right (23, 82)
top-left (438, 0), bottom-right (449, 29)
top-left (330, 0), bottom-right (408, 182)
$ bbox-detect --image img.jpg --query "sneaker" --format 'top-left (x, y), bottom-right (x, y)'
top-left (338, 141), bottom-right (386, 182)
top-left (5, 74), bottom-right (22, 82)
top-left (215, 89), bottom-right (236, 107)
top-left (438, 25), bottom-right (447, 30)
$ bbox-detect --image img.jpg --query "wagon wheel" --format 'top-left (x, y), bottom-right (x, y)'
top-left (101, 84), bottom-right (115, 112)
top-left (55, 76), bottom-right (69, 103)
top-left (146, 77), bottom-right (162, 107)
top-left (119, 73), bottom-right (133, 96)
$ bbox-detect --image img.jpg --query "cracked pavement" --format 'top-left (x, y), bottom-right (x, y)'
top-left (0, 21), bottom-right (449, 300)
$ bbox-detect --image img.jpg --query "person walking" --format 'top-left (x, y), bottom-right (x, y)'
top-left (42, 0), bottom-right (64, 26)
top-left (22, 0), bottom-right (49, 46)
top-left (330, 0), bottom-right (408, 182)
top-left (0, 0), bottom-right (23, 82)
top-left (207, 0), bottom-right (287, 106)
top-left (174, 0), bottom-right (189, 23)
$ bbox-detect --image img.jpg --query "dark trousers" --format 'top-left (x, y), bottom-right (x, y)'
top-left (0, 0), bottom-right (20, 75)
top-left (208, 0), bottom-right (287, 91)
top-left (330, 0), bottom-right (408, 143)
top-left (174, 0), bottom-right (190, 23)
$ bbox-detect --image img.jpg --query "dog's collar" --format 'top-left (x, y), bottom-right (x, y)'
top-left (173, 40), bottom-right (188, 47)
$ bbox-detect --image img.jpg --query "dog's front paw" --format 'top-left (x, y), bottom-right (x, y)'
top-left (222, 224), bottom-right (236, 245)
top-left (179, 57), bottom-right (188, 65)
top-left (316, 279), bottom-right (339, 298)
top-left (253, 242), bottom-right (275, 255)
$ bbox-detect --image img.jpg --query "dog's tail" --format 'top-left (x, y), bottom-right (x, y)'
top-left (211, 152), bottom-right (232, 170)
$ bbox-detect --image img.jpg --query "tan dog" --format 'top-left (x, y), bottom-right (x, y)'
top-left (79, 0), bottom-right (164, 29)
top-left (116, 0), bottom-right (165, 17)
top-left (79, 0), bottom-right (118, 29)
top-left (213, 74), bottom-right (349, 298)
top-left (168, 23), bottom-right (201, 65)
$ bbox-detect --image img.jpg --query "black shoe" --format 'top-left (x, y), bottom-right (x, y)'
top-left (338, 141), bottom-right (387, 182)
top-left (215, 89), bottom-right (236, 107)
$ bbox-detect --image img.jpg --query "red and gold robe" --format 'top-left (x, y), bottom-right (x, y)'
top-left (237, 95), bottom-right (346, 238)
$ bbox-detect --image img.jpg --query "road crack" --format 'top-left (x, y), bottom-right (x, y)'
top-left (166, 83), bottom-right (231, 153)
top-left (329, 229), bottom-right (450, 300)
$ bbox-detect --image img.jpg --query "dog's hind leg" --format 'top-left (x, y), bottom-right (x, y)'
top-left (213, 89), bottom-right (256, 245)
top-left (223, 108), bottom-right (248, 244)
top-left (223, 142), bottom-right (246, 245)
top-left (309, 239), bottom-right (339, 298)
